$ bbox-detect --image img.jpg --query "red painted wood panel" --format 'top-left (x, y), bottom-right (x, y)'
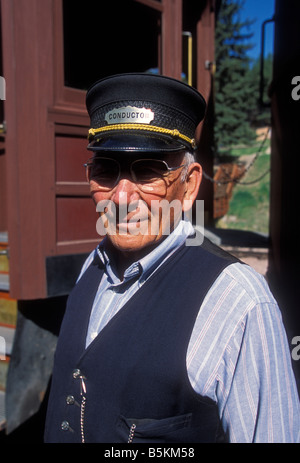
top-left (55, 136), bottom-right (89, 183)
top-left (56, 197), bottom-right (99, 243)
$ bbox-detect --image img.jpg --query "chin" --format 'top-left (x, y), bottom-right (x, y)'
top-left (108, 233), bottom-right (161, 254)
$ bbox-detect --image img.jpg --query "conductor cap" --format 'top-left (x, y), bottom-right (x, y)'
top-left (86, 73), bottom-right (206, 153)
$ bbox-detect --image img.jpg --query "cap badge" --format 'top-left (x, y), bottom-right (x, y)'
top-left (105, 106), bottom-right (154, 125)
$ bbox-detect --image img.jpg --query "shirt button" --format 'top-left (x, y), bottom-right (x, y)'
top-left (61, 420), bottom-right (70, 431)
top-left (72, 368), bottom-right (81, 379)
top-left (66, 395), bottom-right (75, 405)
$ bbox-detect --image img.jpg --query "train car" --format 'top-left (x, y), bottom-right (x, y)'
top-left (1, 0), bottom-right (299, 442)
top-left (0, 0), bottom-right (218, 439)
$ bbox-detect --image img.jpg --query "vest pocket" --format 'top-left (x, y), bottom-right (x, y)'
top-left (118, 413), bottom-right (192, 443)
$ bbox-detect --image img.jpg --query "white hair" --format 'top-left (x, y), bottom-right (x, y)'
top-left (181, 151), bottom-right (196, 182)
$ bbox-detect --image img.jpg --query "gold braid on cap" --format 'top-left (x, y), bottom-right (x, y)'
top-left (88, 123), bottom-right (196, 149)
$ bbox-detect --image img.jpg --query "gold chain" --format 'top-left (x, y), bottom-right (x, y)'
top-left (79, 376), bottom-right (87, 443)
top-left (127, 423), bottom-right (136, 443)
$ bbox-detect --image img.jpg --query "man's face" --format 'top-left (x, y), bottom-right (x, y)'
top-left (86, 152), bottom-right (201, 255)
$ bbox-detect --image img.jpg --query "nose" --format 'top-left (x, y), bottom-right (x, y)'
top-left (111, 177), bottom-right (140, 207)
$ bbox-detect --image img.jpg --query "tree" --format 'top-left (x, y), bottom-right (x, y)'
top-left (246, 53), bottom-right (273, 128)
top-left (214, 0), bottom-right (256, 148)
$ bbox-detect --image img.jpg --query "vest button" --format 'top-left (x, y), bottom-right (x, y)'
top-left (66, 395), bottom-right (75, 405)
top-left (72, 368), bottom-right (81, 379)
top-left (61, 420), bottom-right (70, 431)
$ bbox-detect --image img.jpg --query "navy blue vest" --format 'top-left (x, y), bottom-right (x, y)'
top-left (44, 239), bottom-right (237, 443)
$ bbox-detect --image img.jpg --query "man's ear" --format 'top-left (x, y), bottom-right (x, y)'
top-left (85, 164), bottom-right (91, 183)
top-left (182, 163), bottom-right (202, 212)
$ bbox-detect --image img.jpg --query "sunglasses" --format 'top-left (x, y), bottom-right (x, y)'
top-left (84, 157), bottom-right (186, 194)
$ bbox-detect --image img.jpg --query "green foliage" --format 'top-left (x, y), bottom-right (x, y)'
top-left (214, 1), bottom-right (273, 234)
top-left (218, 150), bottom-right (271, 234)
top-left (214, 0), bottom-right (262, 148)
top-left (246, 53), bottom-right (273, 127)
top-left (229, 190), bottom-right (257, 217)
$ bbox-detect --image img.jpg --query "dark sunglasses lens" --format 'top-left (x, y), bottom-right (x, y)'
top-left (86, 158), bottom-right (171, 194)
top-left (132, 160), bottom-right (168, 182)
top-left (88, 159), bottom-right (119, 189)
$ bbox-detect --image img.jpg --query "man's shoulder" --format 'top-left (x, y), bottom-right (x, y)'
top-left (187, 235), bottom-right (275, 306)
top-left (219, 260), bottom-right (277, 306)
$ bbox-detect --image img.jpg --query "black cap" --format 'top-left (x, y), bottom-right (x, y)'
top-left (86, 73), bottom-right (206, 154)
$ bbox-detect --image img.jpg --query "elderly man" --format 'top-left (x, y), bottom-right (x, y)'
top-left (44, 73), bottom-right (299, 443)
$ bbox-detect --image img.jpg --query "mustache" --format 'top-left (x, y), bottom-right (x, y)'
top-left (96, 199), bottom-right (151, 236)
top-left (98, 199), bottom-right (150, 223)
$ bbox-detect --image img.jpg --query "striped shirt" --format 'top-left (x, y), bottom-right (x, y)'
top-left (79, 220), bottom-right (300, 443)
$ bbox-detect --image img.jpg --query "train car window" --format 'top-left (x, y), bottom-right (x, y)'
top-left (63, 0), bottom-right (161, 90)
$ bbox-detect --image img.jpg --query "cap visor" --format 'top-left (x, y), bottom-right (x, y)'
top-left (87, 133), bottom-right (188, 153)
